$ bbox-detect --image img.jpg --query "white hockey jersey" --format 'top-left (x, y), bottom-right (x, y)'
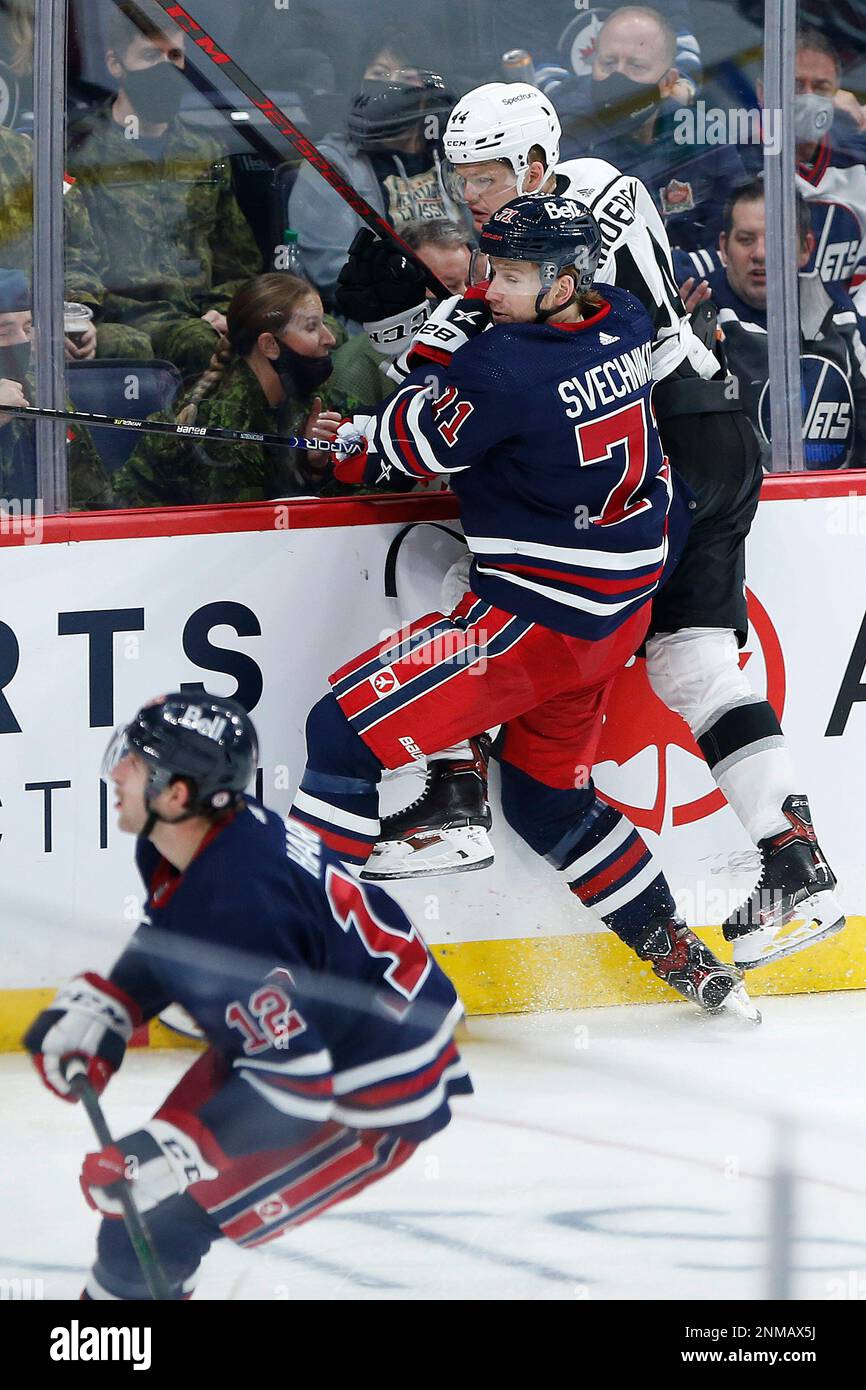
top-left (554, 158), bottom-right (718, 382)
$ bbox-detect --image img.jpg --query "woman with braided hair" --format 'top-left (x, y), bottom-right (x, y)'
top-left (113, 273), bottom-right (343, 508)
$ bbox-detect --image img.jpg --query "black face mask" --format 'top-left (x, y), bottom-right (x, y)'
top-left (274, 340), bottom-right (333, 394)
top-left (0, 339), bottom-right (31, 385)
top-left (121, 61), bottom-right (186, 124)
top-left (590, 72), bottom-right (662, 133)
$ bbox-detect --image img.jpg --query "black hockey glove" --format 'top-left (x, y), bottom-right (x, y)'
top-left (335, 228), bottom-right (430, 355)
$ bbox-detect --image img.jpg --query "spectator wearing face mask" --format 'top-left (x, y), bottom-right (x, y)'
top-left (554, 5), bottom-right (746, 251)
top-left (112, 274), bottom-right (346, 508)
top-left (66, 2), bottom-right (261, 380)
top-left (0, 268), bottom-right (111, 507)
top-left (288, 42), bottom-right (460, 308)
top-left (739, 31), bottom-right (866, 308)
top-left (673, 182), bottom-right (866, 470)
top-left (326, 218), bottom-right (471, 416)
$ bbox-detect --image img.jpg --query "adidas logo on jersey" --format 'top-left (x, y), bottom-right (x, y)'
top-left (599, 332), bottom-right (620, 344)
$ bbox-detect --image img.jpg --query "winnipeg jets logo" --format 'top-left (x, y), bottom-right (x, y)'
top-left (599, 332), bottom-right (620, 344)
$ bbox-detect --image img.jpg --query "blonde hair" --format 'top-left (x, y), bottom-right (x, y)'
top-left (177, 273), bottom-right (317, 425)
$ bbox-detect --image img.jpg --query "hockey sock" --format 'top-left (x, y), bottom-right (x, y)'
top-left (499, 762), bottom-right (676, 948)
top-left (292, 693), bottom-right (385, 863)
top-left (697, 699), bottom-right (796, 844)
top-left (646, 629), bottom-right (797, 846)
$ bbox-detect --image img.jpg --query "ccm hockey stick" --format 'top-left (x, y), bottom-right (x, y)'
top-left (145, 1), bottom-right (451, 298)
top-left (66, 1060), bottom-right (172, 1301)
top-left (0, 402), bottom-right (338, 453)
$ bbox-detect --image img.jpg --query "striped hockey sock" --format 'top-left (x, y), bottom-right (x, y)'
top-left (556, 802), bottom-right (677, 944)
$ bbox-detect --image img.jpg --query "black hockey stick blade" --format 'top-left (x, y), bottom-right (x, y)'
top-left (65, 1060), bottom-right (173, 1302)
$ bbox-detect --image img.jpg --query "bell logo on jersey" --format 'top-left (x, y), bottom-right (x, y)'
top-left (176, 705), bottom-right (228, 742)
top-left (372, 670), bottom-right (399, 697)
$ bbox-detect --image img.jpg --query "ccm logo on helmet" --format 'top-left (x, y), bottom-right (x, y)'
top-left (177, 705), bottom-right (228, 742)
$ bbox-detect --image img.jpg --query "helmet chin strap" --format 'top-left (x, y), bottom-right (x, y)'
top-left (534, 275), bottom-right (576, 323)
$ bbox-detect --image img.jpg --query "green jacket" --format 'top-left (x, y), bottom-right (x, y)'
top-left (113, 356), bottom-right (337, 508)
top-left (327, 330), bottom-right (398, 418)
top-left (66, 102), bottom-right (262, 326)
top-left (0, 124), bottom-right (105, 311)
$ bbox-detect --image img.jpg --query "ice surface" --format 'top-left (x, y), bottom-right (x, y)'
top-left (2, 991), bottom-right (865, 1301)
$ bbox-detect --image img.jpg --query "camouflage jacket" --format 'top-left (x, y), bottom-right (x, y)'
top-left (0, 124), bottom-right (105, 311)
top-left (66, 102), bottom-right (262, 323)
top-left (113, 356), bottom-right (340, 508)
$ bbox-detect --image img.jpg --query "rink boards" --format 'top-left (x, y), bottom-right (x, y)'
top-left (0, 476), bottom-right (865, 1045)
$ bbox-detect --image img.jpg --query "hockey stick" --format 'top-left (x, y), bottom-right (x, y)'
top-left (65, 1059), bottom-right (173, 1302)
top-left (142, 1), bottom-right (451, 298)
top-left (0, 402), bottom-right (336, 452)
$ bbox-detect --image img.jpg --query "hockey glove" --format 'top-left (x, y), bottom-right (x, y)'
top-left (335, 228), bottom-right (431, 356)
top-left (23, 972), bottom-right (141, 1103)
top-left (333, 415), bottom-right (374, 485)
top-left (80, 1119), bottom-right (219, 1217)
top-left (386, 286), bottom-right (492, 386)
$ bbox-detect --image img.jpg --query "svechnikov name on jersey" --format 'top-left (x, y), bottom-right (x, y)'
top-left (557, 338), bottom-right (654, 418)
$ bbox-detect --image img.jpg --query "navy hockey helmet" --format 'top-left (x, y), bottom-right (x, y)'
top-left (474, 194), bottom-right (604, 314)
top-left (104, 693), bottom-right (258, 819)
top-left (348, 72), bottom-right (456, 150)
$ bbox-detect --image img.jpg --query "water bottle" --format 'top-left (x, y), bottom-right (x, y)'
top-left (282, 228), bottom-right (303, 276)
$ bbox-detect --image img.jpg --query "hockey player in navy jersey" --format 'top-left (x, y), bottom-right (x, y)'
top-left (23, 693), bottom-right (471, 1300)
top-left (335, 81), bottom-right (845, 974)
top-left (294, 195), bottom-right (757, 1022)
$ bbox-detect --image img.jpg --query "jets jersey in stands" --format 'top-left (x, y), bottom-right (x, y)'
top-left (358, 284), bottom-right (683, 640)
top-left (673, 248), bottom-right (866, 469)
top-left (740, 131), bottom-right (866, 304)
top-left (108, 800), bottom-right (471, 1154)
top-left (551, 156), bottom-right (717, 383)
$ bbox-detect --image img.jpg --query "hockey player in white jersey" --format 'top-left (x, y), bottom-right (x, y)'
top-left (336, 81), bottom-right (845, 974)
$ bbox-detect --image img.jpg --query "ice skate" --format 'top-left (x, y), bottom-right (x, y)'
top-left (361, 737), bottom-right (494, 880)
top-left (723, 795), bottom-right (845, 970)
top-left (635, 916), bottom-right (761, 1022)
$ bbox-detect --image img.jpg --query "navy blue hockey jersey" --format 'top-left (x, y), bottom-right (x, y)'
top-left (360, 285), bottom-right (684, 640)
top-left (109, 801), bottom-right (471, 1154)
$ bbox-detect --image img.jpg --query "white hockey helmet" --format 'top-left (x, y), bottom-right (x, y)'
top-left (443, 82), bottom-right (561, 196)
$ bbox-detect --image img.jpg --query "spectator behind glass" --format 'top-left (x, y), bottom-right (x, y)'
top-left (112, 273), bottom-right (345, 509)
top-left (328, 218), bottom-right (471, 416)
top-left (555, 6), bottom-right (746, 251)
top-left (66, 1), bottom-right (262, 380)
top-left (288, 40), bottom-right (460, 308)
top-left (739, 30), bottom-right (866, 312)
top-left (535, 0), bottom-right (701, 108)
top-left (673, 181), bottom-right (866, 470)
top-left (0, 267), bottom-right (111, 507)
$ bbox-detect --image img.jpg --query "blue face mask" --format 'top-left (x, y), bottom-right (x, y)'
top-left (273, 339), bottom-right (333, 394)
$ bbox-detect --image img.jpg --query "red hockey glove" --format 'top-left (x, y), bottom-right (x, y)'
top-left (80, 1120), bottom-right (219, 1217)
top-left (23, 973), bottom-right (141, 1103)
top-left (333, 416), bottom-right (373, 485)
